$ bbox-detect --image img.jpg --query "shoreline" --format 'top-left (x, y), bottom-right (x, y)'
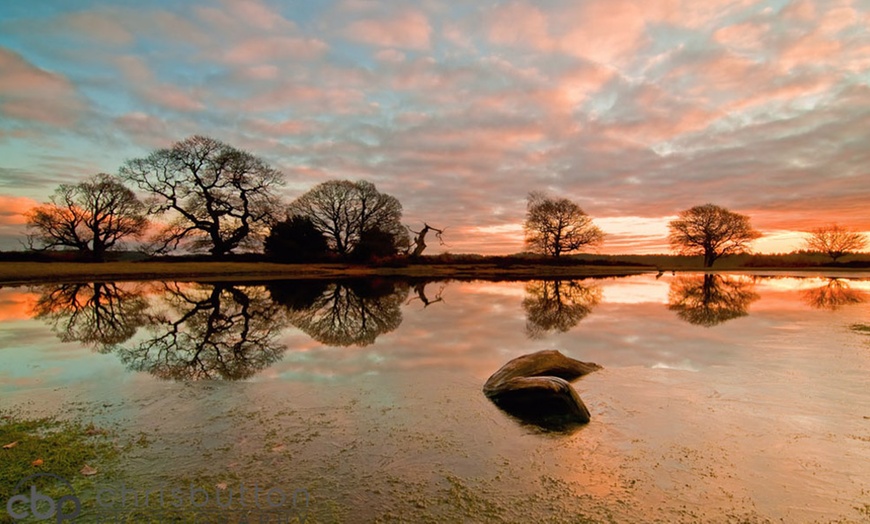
top-left (0, 261), bottom-right (867, 285)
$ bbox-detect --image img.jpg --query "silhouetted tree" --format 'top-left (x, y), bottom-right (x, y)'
top-left (668, 204), bottom-right (761, 267)
top-left (522, 279), bottom-right (602, 338)
top-left (353, 227), bottom-right (400, 260)
top-left (120, 136), bottom-right (284, 255)
top-left (31, 282), bottom-right (149, 350)
top-left (25, 174), bottom-right (148, 261)
top-left (270, 279), bottom-right (408, 346)
top-left (524, 192), bottom-right (604, 258)
top-left (289, 180), bottom-right (410, 257)
top-left (668, 274), bottom-right (759, 326)
top-left (801, 278), bottom-right (867, 310)
top-left (264, 215), bottom-right (330, 262)
top-left (116, 283), bottom-right (287, 380)
top-left (407, 223), bottom-right (445, 257)
top-left (804, 225), bottom-right (867, 262)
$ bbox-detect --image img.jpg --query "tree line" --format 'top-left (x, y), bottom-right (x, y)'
top-left (24, 135), bottom-right (868, 267)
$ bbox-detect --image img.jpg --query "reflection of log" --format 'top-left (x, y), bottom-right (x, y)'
top-left (484, 350), bottom-right (600, 430)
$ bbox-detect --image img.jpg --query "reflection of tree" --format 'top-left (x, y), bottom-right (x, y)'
top-left (522, 280), bottom-right (602, 339)
top-left (116, 283), bottom-right (287, 380)
top-left (269, 279), bottom-right (409, 346)
top-left (801, 278), bottom-right (867, 310)
top-left (668, 274), bottom-right (759, 327)
top-left (31, 282), bottom-right (149, 350)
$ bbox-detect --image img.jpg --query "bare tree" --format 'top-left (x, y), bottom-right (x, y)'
top-left (524, 192), bottom-right (604, 257)
top-left (668, 203), bottom-right (761, 268)
top-left (801, 278), bottom-right (867, 310)
top-left (289, 180), bottom-right (409, 257)
top-left (31, 282), bottom-right (149, 350)
top-left (804, 224), bottom-right (867, 262)
top-left (522, 279), bottom-right (602, 338)
top-left (120, 136), bottom-right (284, 255)
top-left (25, 174), bottom-right (148, 261)
top-left (270, 279), bottom-right (408, 346)
top-left (668, 274), bottom-right (760, 326)
top-left (118, 283), bottom-right (288, 380)
top-left (407, 223), bottom-right (445, 257)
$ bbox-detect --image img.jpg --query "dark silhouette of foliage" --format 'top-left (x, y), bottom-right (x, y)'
top-left (31, 282), bottom-right (149, 350)
top-left (804, 224), bottom-right (867, 262)
top-left (668, 204), bottom-right (761, 268)
top-left (668, 274), bottom-right (760, 326)
top-left (524, 192), bottom-right (604, 258)
top-left (353, 227), bottom-right (401, 261)
top-left (801, 278), bottom-right (867, 310)
top-left (269, 279), bottom-right (408, 346)
top-left (522, 279), bottom-right (602, 338)
top-left (264, 215), bottom-right (330, 262)
top-left (120, 135), bottom-right (284, 255)
top-left (25, 174), bottom-right (148, 261)
top-left (115, 283), bottom-right (287, 380)
top-left (289, 180), bottom-right (410, 257)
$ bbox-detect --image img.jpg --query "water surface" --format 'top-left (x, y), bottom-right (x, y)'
top-left (1, 273), bottom-right (869, 522)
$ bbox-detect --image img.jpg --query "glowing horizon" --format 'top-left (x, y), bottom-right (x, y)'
top-left (1, 0), bottom-right (869, 256)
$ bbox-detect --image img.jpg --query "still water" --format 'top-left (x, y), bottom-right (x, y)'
top-left (1, 272), bottom-right (869, 523)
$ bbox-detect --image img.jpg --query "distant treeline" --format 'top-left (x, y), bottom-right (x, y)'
top-left (2, 249), bottom-right (868, 270)
top-left (17, 135), bottom-right (869, 268)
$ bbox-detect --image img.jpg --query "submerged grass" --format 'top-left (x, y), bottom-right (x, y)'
top-left (0, 413), bottom-right (119, 523)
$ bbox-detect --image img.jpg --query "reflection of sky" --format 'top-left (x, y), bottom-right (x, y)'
top-left (2, 274), bottom-right (869, 520)
top-left (2, 274), bottom-right (869, 387)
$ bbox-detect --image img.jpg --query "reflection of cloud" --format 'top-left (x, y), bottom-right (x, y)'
top-left (0, 288), bottom-right (39, 321)
top-left (668, 274), bottom-right (760, 327)
top-left (801, 278), bottom-right (867, 311)
top-left (523, 280), bottom-right (602, 338)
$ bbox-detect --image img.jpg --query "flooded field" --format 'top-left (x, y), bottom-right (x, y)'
top-left (2, 272), bottom-right (869, 523)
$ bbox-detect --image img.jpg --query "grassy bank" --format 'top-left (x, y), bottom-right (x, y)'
top-left (0, 251), bottom-right (868, 285)
top-left (0, 261), bottom-right (657, 285)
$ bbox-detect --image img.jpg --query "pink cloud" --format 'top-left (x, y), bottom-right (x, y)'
top-left (375, 49), bottom-right (406, 63)
top-left (115, 55), bottom-right (204, 112)
top-left (247, 118), bottom-right (315, 136)
top-left (224, 36), bottom-right (329, 64)
top-left (485, 2), bottom-right (554, 50)
top-left (0, 48), bottom-right (85, 127)
top-left (344, 9), bottom-right (432, 50)
top-left (713, 21), bottom-right (771, 52)
top-left (556, 0), bottom-right (648, 65)
top-left (63, 11), bottom-right (135, 45)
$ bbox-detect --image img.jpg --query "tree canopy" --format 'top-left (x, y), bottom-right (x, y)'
top-left (524, 192), bottom-right (604, 257)
top-left (667, 203), bottom-right (760, 267)
top-left (804, 224), bottom-right (867, 262)
top-left (289, 180), bottom-right (409, 257)
top-left (264, 215), bottom-right (329, 262)
top-left (25, 173), bottom-right (148, 261)
top-left (120, 135), bottom-right (284, 255)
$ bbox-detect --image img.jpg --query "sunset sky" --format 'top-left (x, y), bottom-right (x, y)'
top-left (1, 0), bottom-right (869, 255)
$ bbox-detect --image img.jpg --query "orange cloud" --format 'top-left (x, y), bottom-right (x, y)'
top-left (0, 195), bottom-right (39, 226)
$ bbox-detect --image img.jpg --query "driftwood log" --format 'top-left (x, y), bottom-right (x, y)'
top-left (484, 350), bottom-right (601, 430)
